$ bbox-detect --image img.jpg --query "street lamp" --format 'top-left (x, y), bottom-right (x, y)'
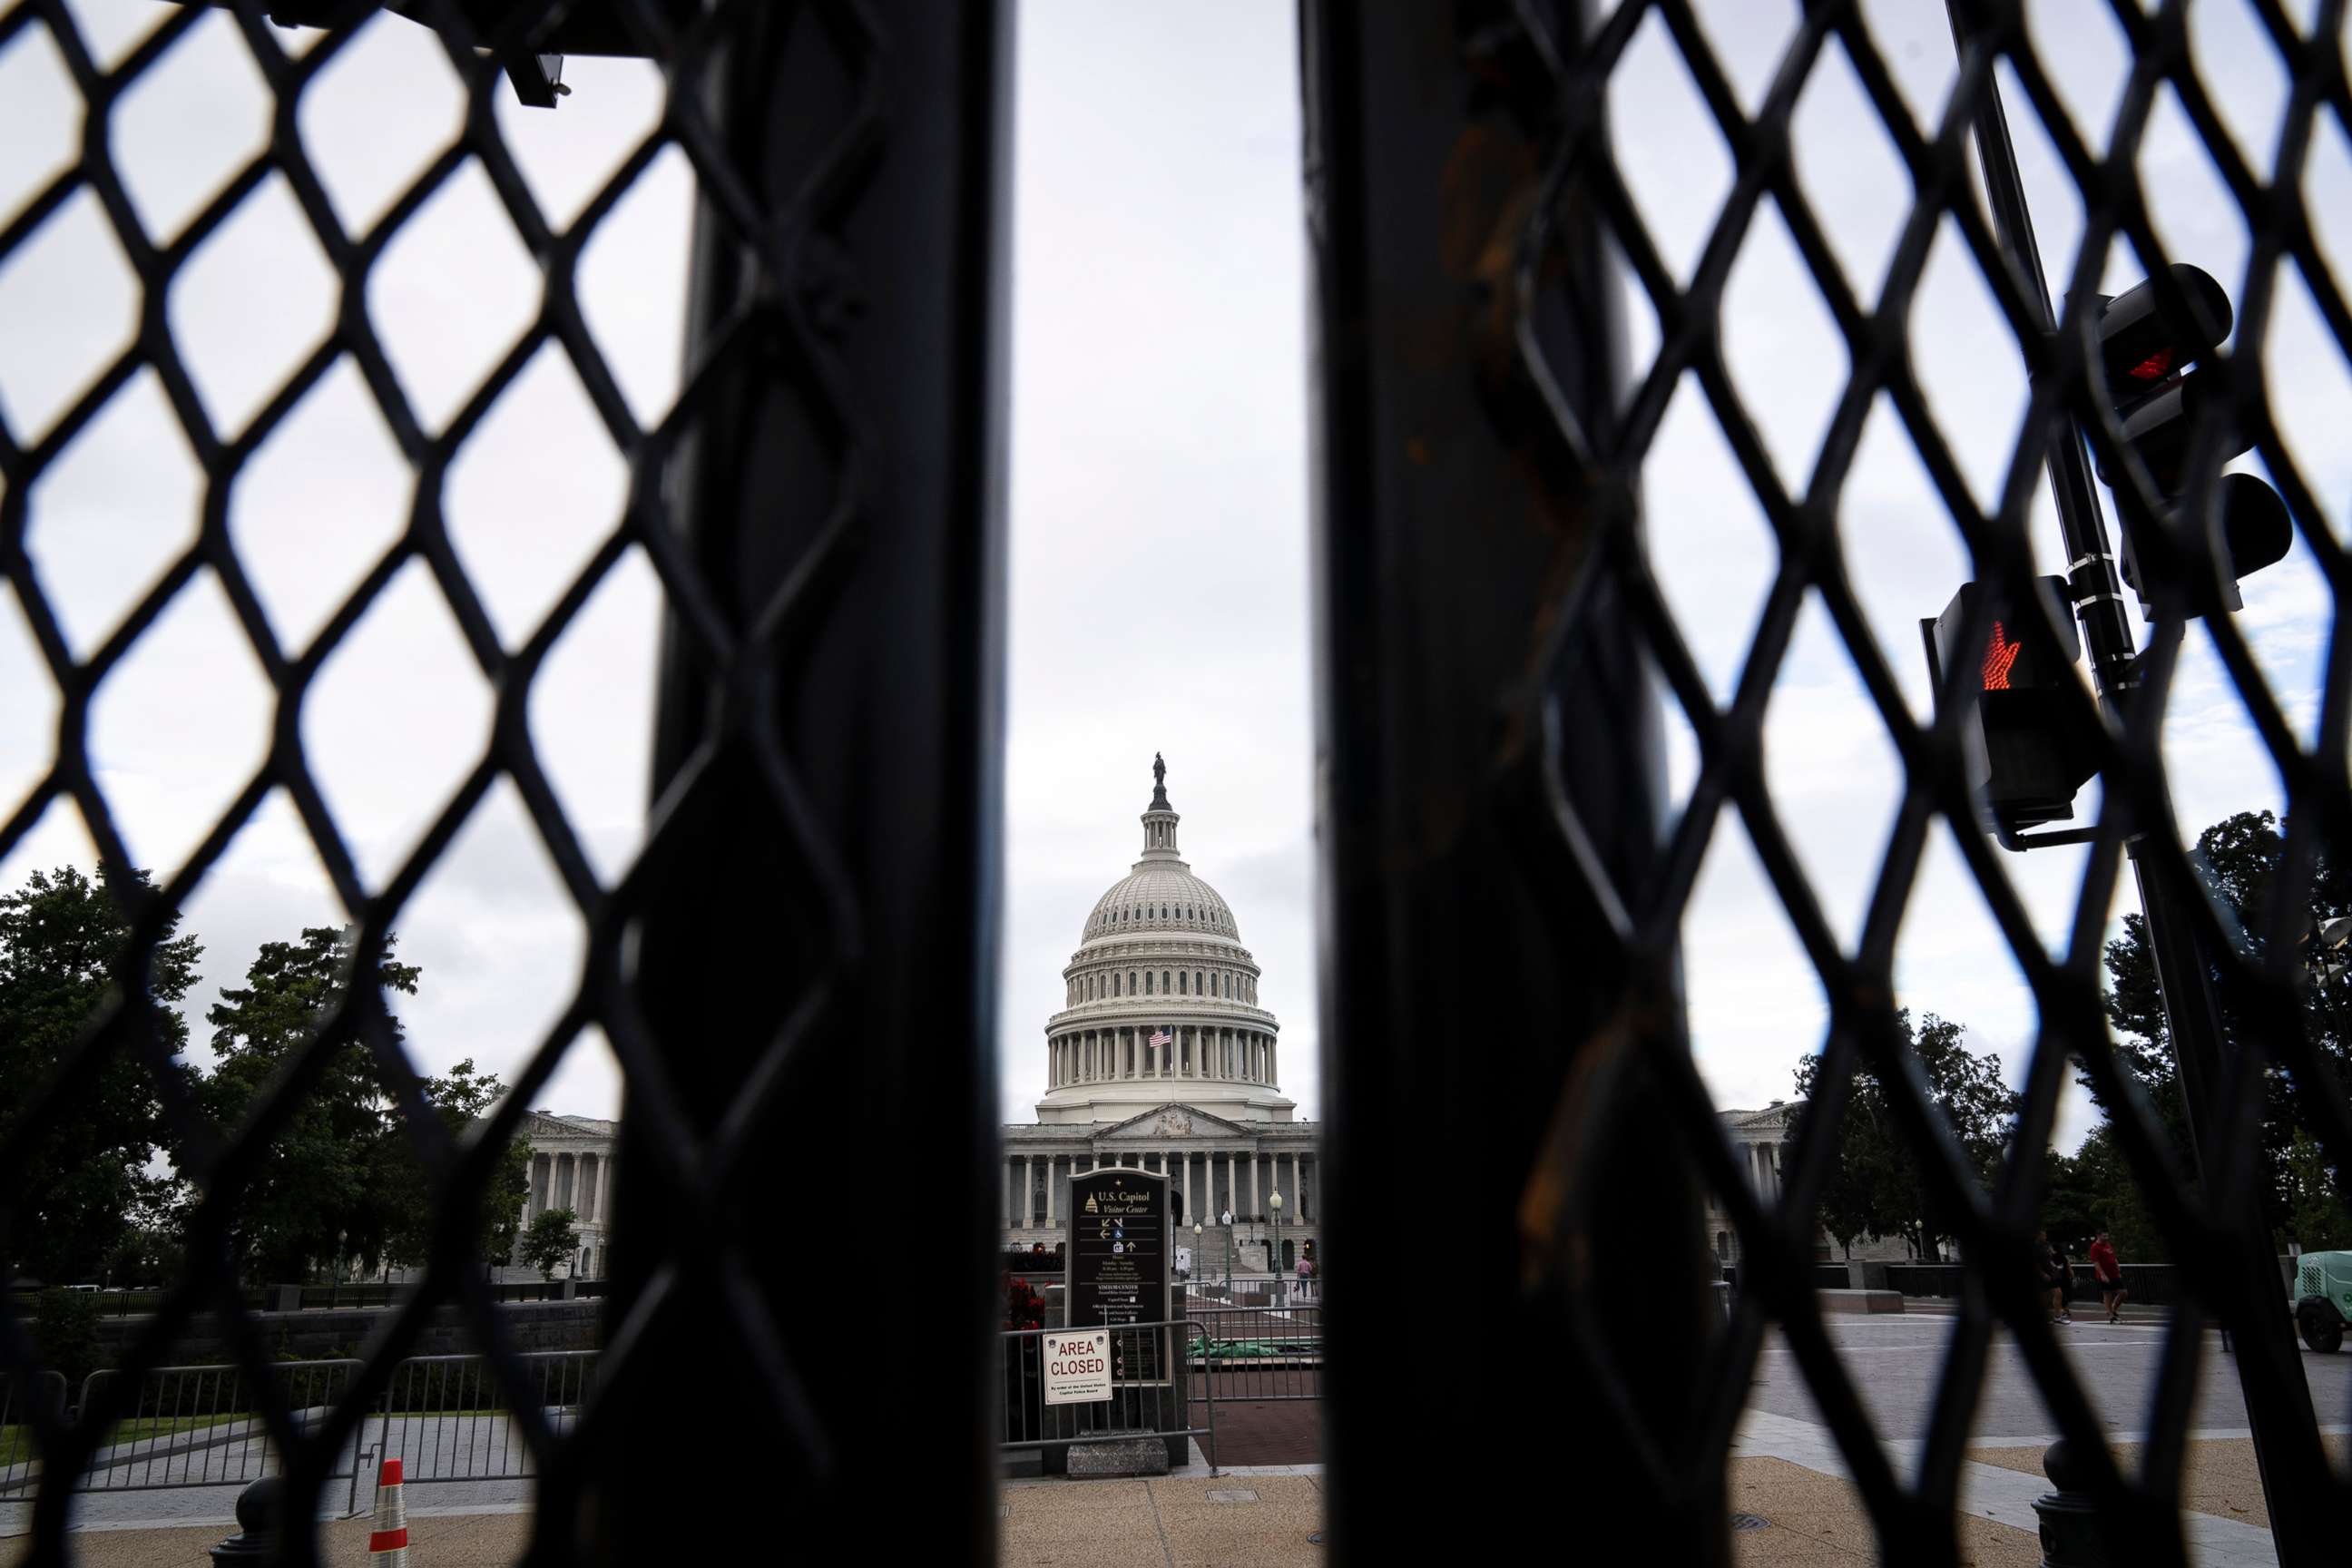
top-left (1192, 1220), bottom-right (1203, 1294)
top-left (1220, 1208), bottom-right (1234, 1295)
top-left (1269, 1189), bottom-right (1283, 1306)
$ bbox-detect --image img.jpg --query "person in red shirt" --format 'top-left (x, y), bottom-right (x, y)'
top-left (2089, 1230), bottom-right (2126, 1323)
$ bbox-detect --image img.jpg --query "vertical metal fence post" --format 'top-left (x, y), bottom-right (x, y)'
top-left (591, 4), bottom-right (1012, 1561)
top-left (1945, 9), bottom-right (2333, 1554)
top-left (1304, 4), bottom-right (1719, 1559)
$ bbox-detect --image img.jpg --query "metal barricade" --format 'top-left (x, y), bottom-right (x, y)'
top-left (999, 1319), bottom-right (1213, 1461)
top-left (360, 1351), bottom-right (597, 1503)
top-left (48, 1360), bottom-right (363, 1495)
top-left (0, 1371), bottom-right (67, 1496)
top-left (1182, 1277), bottom-right (1316, 1308)
top-left (0, 1353), bottom-right (593, 1506)
top-left (1185, 1303), bottom-right (1323, 1407)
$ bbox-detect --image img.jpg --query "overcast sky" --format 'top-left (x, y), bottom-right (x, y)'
top-left (3, 1), bottom-right (2345, 1159)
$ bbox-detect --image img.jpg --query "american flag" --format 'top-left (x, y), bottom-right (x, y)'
top-left (1148, 1028), bottom-right (1172, 1048)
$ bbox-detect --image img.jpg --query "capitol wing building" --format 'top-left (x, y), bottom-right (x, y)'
top-left (1003, 761), bottom-right (1319, 1275)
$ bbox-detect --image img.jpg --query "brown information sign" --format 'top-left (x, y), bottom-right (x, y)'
top-left (1065, 1167), bottom-right (1170, 1378)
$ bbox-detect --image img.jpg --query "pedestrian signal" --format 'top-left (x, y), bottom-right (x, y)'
top-left (2091, 265), bottom-right (2290, 615)
top-left (1922, 578), bottom-right (2096, 843)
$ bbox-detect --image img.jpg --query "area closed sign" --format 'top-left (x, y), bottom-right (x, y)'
top-left (1043, 1329), bottom-right (1112, 1406)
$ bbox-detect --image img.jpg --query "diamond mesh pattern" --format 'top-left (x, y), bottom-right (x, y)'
top-left (1471, 0), bottom-right (2352, 1554)
top-left (9, 0), bottom-right (2352, 1557)
top-left (0, 0), bottom-right (906, 1557)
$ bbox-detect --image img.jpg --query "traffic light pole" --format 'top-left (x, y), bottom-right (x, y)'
top-left (1945, 5), bottom-right (2332, 1559)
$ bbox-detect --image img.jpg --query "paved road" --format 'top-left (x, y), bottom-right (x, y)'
top-left (1, 1477), bottom-right (533, 1536)
top-left (0, 1410), bottom-right (570, 1536)
top-left (1752, 1313), bottom-right (2352, 1448)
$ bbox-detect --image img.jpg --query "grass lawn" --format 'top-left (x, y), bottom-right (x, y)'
top-left (0, 1413), bottom-right (255, 1469)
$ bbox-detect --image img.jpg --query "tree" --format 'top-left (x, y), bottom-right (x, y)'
top-left (2092, 810), bottom-right (2352, 1235)
top-left (193, 929), bottom-right (532, 1283)
top-left (103, 1179), bottom-right (191, 1288)
top-left (194, 927), bottom-right (416, 1282)
top-left (519, 1209), bottom-right (580, 1281)
top-left (2040, 1122), bottom-right (2166, 1263)
top-left (1788, 1012), bottom-right (2022, 1262)
top-left (28, 1288), bottom-right (103, 1390)
top-left (2278, 1129), bottom-right (2352, 1254)
top-left (0, 866), bottom-right (201, 1283)
top-left (377, 1059), bottom-right (534, 1274)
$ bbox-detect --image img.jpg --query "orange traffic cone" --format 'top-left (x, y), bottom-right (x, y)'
top-left (368, 1457), bottom-right (408, 1566)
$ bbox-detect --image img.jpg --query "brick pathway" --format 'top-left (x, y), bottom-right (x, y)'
top-left (1202, 1399), bottom-right (1322, 1467)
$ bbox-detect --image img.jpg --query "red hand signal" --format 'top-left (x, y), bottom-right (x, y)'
top-left (1982, 622), bottom-right (2022, 691)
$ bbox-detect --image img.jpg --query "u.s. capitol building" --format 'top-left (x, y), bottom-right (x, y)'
top-left (1001, 759), bottom-right (1320, 1276)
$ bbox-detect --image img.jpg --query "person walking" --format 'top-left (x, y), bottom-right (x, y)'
top-left (1297, 1253), bottom-right (1312, 1300)
top-left (2089, 1230), bottom-right (2126, 1323)
top-left (2035, 1230), bottom-right (2071, 1324)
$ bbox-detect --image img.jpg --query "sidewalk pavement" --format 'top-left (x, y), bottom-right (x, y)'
top-left (4, 1466), bottom-right (2012, 1567)
top-left (7, 1432), bottom-right (2318, 1564)
top-left (1, 1508), bottom-right (531, 1567)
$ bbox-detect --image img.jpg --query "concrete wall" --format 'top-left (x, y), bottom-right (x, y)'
top-left (92, 1299), bottom-right (601, 1367)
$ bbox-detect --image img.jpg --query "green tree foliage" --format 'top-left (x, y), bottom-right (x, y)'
top-left (0, 866), bottom-right (200, 1283)
top-left (519, 1209), bottom-right (581, 1281)
top-left (379, 1059), bottom-right (534, 1274)
top-left (2039, 1123), bottom-right (2165, 1263)
top-left (1788, 1012), bottom-right (2022, 1262)
top-left (2278, 1129), bottom-right (2352, 1253)
top-left (193, 929), bottom-right (531, 1282)
top-left (196, 927), bottom-right (415, 1282)
top-left (29, 1288), bottom-right (103, 1388)
top-left (102, 1180), bottom-right (191, 1288)
top-left (2092, 810), bottom-right (2352, 1235)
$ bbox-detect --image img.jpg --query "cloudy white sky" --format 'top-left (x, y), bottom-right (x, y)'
top-left (2, 1), bottom-right (2345, 1158)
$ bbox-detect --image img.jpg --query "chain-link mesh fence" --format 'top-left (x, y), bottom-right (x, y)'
top-left (8, 0), bottom-right (2352, 1561)
top-left (2, 0), bottom-right (1006, 1561)
top-left (1308, 0), bottom-right (2352, 1561)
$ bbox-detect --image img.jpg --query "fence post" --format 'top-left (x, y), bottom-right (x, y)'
top-left (1303, 4), bottom-right (1720, 1560)
top-left (591, 4), bottom-right (1013, 1561)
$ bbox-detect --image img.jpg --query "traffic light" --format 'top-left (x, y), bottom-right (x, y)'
top-left (2092, 264), bottom-right (2291, 615)
top-left (1921, 577), bottom-right (2097, 841)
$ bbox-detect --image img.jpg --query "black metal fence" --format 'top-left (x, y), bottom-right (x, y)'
top-left (3, 1288), bottom-right (271, 1320)
top-left (1719, 1262), bottom-right (1854, 1294)
top-left (2, 1), bottom-right (2349, 1563)
top-left (1, 1281), bottom-right (595, 1320)
top-left (1306, 0), bottom-right (2352, 1563)
top-left (0, 1), bottom-right (1007, 1562)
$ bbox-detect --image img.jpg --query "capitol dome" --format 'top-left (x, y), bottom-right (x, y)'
top-left (1035, 757), bottom-right (1292, 1125)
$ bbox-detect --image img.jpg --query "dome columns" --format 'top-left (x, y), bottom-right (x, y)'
top-left (1041, 1020), bottom-right (1280, 1088)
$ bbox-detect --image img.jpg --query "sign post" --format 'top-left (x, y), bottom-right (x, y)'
top-left (1064, 1166), bottom-right (1171, 1384)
